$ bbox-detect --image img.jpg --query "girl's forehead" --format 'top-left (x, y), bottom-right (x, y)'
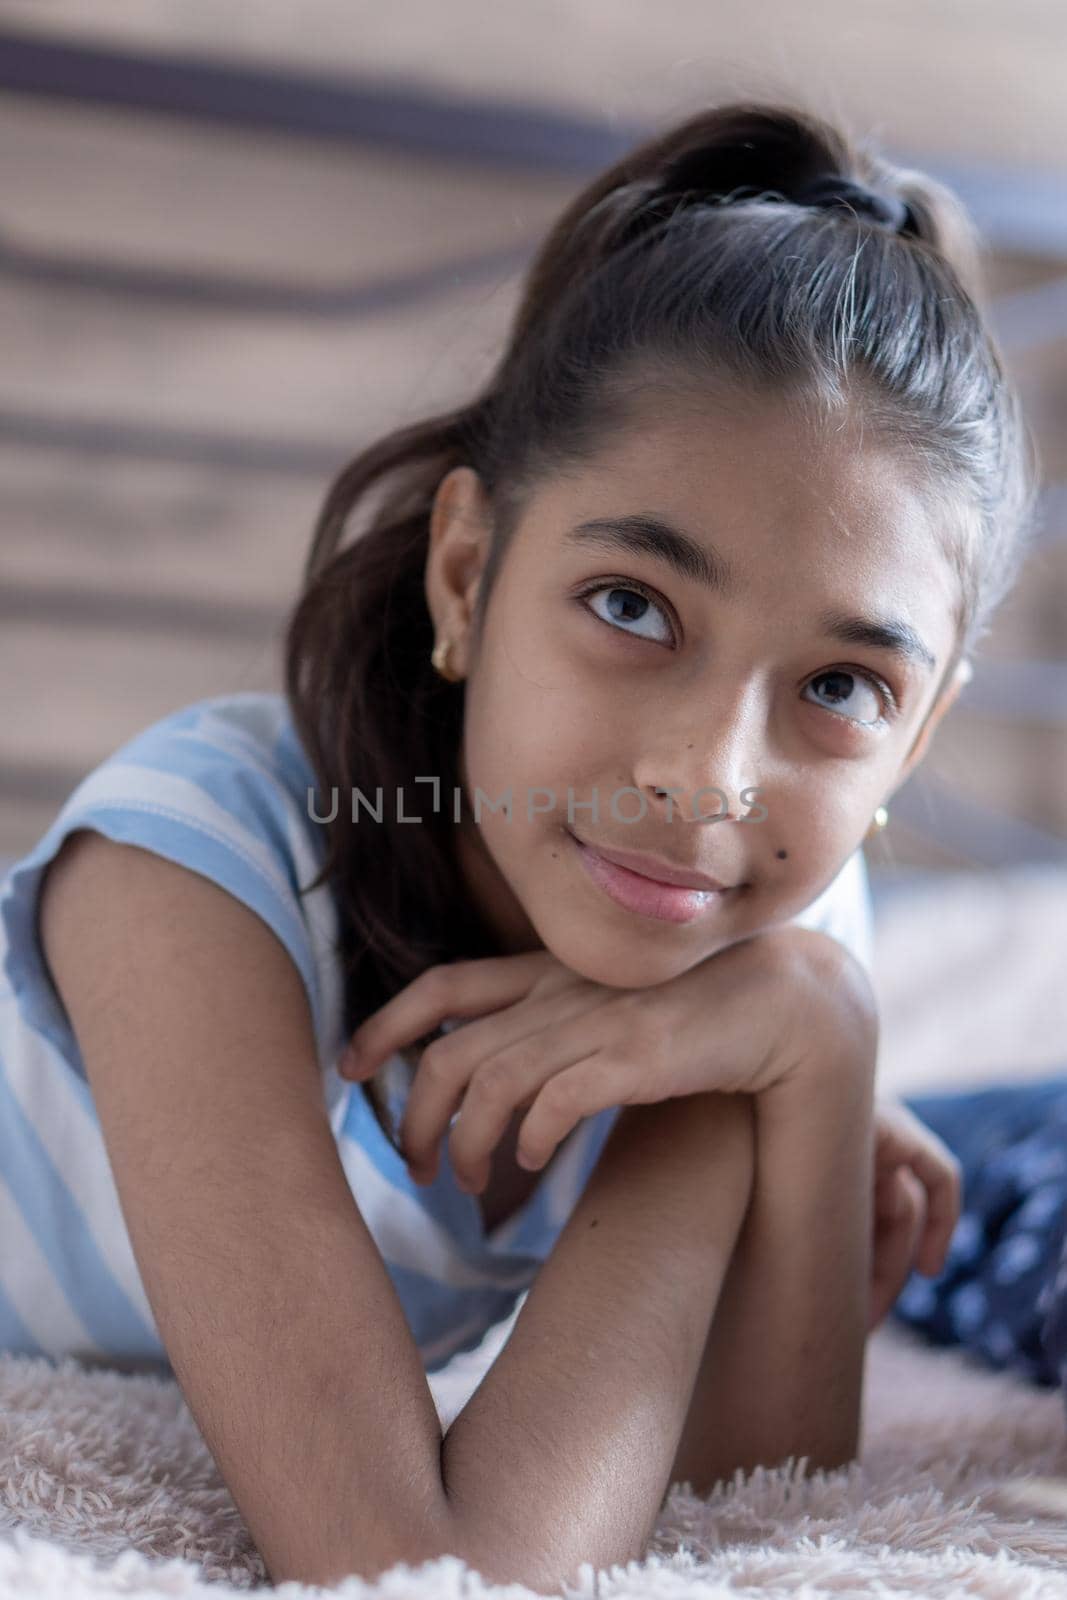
top-left (531, 392), bottom-right (912, 515)
top-left (531, 418), bottom-right (944, 572)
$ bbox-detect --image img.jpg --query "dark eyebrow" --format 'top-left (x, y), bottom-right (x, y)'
top-left (817, 610), bottom-right (938, 675)
top-left (564, 512), bottom-right (938, 676)
top-left (566, 514), bottom-right (735, 594)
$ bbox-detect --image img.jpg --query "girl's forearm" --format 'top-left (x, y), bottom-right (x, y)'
top-left (752, 1054), bottom-right (876, 1464)
top-left (440, 1091), bottom-right (756, 1595)
top-left (670, 1049), bottom-right (877, 1492)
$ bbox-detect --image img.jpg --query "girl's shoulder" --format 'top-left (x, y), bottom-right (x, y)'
top-left (0, 691), bottom-right (346, 1097)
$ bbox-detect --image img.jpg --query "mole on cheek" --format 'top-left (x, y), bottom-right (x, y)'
top-left (776, 849), bottom-right (788, 859)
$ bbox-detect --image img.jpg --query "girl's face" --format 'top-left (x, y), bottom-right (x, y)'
top-left (425, 393), bottom-right (967, 990)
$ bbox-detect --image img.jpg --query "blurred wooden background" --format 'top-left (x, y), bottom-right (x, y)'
top-left (0, 1), bottom-right (1065, 888)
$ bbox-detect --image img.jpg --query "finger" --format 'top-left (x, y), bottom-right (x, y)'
top-left (868, 1271), bottom-right (898, 1332)
top-left (891, 1167), bottom-right (928, 1283)
top-left (339, 953), bottom-right (556, 1079)
top-left (406, 982), bottom-right (611, 1189)
top-left (448, 1031), bottom-right (597, 1192)
top-left (872, 1102), bottom-right (927, 1167)
top-left (869, 1167), bottom-right (926, 1327)
top-left (516, 1042), bottom-right (650, 1171)
top-left (435, 985), bottom-right (617, 1190)
top-left (873, 1105), bottom-right (963, 1278)
top-left (903, 1147), bottom-right (963, 1276)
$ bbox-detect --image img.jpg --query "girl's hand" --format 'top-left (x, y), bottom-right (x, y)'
top-left (867, 1095), bottom-right (963, 1332)
top-left (337, 928), bottom-right (875, 1194)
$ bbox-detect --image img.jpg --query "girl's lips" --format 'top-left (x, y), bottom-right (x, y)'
top-left (566, 830), bottom-right (730, 924)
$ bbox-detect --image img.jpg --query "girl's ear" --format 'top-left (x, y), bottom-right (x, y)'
top-left (425, 466), bottom-right (493, 673)
top-left (892, 658), bottom-right (972, 793)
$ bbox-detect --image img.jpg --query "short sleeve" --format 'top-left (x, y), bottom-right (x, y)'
top-left (0, 693), bottom-right (345, 1093)
top-left (788, 846), bottom-right (875, 975)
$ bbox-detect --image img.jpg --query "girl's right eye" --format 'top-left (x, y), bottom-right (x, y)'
top-left (578, 581), bottom-right (674, 646)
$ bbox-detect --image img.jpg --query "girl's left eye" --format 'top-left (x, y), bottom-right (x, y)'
top-left (803, 669), bottom-right (891, 726)
top-left (578, 582), bottom-right (894, 724)
top-left (579, 582), bottom-right (673, 644)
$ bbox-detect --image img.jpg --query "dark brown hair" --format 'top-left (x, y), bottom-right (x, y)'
top-left (283, 100), bottom-right (1038, 1148)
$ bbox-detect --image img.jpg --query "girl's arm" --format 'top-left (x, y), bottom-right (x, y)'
top-left (38, 832), bottom-right (852, 1594)
top-left (438, 933), bottom-right (878, 1581)
top-left (39, 831), bottom-right (455, 1587)
top-left (39, 833), bottom-right (755, 1591)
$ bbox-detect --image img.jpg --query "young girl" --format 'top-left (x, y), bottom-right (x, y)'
top-left (0, 100), bottom-right (1039, 1589)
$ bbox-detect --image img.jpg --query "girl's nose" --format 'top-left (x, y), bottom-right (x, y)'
top-left (636, 703), bottom-right (763, 825)
top-left (649, 786), bottom-right (736, 823)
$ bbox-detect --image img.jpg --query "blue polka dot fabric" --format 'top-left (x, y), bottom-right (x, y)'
top-left (893, 1075), bottom-right (1067, 1396)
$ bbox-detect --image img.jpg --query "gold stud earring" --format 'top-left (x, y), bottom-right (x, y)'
top-left (431, 636), bottom-right (462, 682)
top-left (865, 804), bottom-right (889, 841)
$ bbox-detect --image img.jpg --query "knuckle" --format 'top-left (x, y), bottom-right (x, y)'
top-left (419, 963), bottom-right (454, 1002)
top-left (614, 1002), bottom-right (658, 1063)
top-left (418, 1036), bottom-right (457, 1086)
top-left (538, 1070), bottom-right (582, 1119)
top-left (610, 985), bottom-right (647, 1025)
top-left (469, 1056), bottom-right (516, 1108)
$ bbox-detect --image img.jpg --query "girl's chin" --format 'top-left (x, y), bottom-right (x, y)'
top-left (531, 919), bottom-right (700, 991)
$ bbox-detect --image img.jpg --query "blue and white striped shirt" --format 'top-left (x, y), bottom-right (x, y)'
top-left (0, 691), bottom-right (874, 1376)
